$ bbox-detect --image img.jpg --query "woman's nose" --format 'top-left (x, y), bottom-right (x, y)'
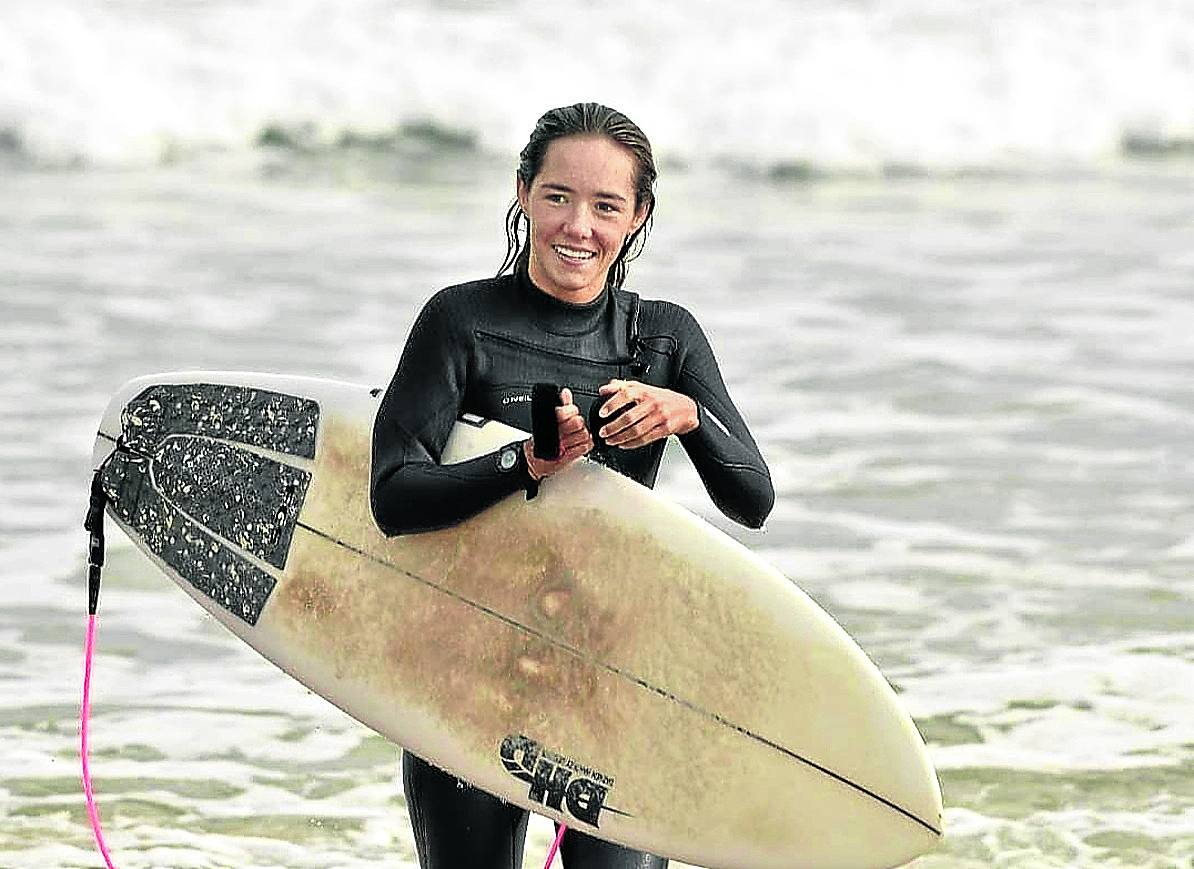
top-left (563, 206), bottom-right (593, 239)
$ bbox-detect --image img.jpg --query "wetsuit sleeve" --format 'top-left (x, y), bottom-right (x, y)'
top-left (669, 305), bottom-right (775, 529)
top-left (370, 289), bottom-right (533, 535)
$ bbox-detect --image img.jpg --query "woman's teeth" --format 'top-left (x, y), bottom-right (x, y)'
top-left (554, 246), bottom-right (595, 261)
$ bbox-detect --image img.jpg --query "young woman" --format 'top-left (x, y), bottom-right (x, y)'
top-left (371, 103), bottom-right (773, 869)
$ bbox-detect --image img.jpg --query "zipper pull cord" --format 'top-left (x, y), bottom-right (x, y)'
top-left (625, 294), bottom-right (650, 377)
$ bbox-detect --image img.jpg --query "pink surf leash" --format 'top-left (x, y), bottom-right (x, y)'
top-left (543, 822), bottom-right (567, 868)
top-left (82, 614), bottom-right (120, 869)
top-left (81, 468), bottom-right (564, 869)
top-left (82, 470), bottom-right (121, 867)
top-left (86, 612), bottom-right (558, 869)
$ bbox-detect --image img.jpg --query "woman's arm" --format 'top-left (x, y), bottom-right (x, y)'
top-left (663, 305), bottom-right (773, 532)
top-left (671, 307), bottom-right (774, 528)
top-left (596, 304), bottom-right (774, 529)
top-left (370, 289), bottom-right (534, 535)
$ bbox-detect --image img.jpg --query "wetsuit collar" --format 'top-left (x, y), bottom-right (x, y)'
top-left (515, 257), bottom-right (611, 337)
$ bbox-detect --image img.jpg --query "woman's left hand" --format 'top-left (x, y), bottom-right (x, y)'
top-left (595, 379), bottom-right (700, 449)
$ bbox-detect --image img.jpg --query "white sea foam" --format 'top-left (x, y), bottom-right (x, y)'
top-left (2, 0), bottom-right (1192, 170)
top-left (905, 643), bottom-right (1194, 767)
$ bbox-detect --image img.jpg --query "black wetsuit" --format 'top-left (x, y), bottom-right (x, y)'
top-left (371, 263), bottom-right (774, 869)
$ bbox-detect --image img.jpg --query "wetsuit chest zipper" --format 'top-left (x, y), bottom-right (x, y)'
top-left (474, 328), bottom-right (630, 368)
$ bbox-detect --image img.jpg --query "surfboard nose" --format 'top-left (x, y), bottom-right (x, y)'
top-left (882, 700), bottom-right (945, 843)
top-left (864, 710), bottom-right (945, 867)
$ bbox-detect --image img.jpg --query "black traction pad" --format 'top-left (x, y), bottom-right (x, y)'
top-left (102, 383), bottom-right (319, 625)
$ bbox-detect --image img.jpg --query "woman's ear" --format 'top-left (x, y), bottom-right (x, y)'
top-left (516, 176), bottom-right (529, 213)
top-left (631, 199), bottom-right (650, 234)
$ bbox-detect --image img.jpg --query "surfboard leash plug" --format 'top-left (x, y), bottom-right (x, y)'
top-left (84, 469), bottom-right (107, 615)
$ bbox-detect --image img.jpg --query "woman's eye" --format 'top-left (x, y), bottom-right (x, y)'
top-left (546, 194), bottom-right (566, 203)
top-left (596, 202), bottom-right (619, 214)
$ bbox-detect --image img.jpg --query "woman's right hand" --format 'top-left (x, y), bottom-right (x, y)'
top-left (523, 387), bottom-right (593, 481)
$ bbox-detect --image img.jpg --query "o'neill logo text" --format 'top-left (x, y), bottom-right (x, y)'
top-left (500, 734), bottom-right (613, 827)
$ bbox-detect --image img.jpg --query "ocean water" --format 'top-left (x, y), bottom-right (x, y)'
top-left (2, 2), bottom-right (1193, 868)
top-left (3, 0), bottom-right (1194, 172)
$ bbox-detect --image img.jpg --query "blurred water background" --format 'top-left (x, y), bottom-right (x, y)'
top-left (2, 1), bottom-right (1193, 867)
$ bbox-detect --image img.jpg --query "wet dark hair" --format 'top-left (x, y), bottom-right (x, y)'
top-left (498, 103), bottom-right (657, 290)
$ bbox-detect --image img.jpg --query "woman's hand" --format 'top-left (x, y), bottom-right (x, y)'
top-left (523, 387), bottom-right (593, 480)
top-left (595, 379), bottom-right (700, 449)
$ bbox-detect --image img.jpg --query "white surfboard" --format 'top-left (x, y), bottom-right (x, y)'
top-left (92, 371), bottom-right (942, 869)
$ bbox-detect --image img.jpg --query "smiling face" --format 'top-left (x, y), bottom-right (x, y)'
top-left (517, 135), bottom-right (649, 304)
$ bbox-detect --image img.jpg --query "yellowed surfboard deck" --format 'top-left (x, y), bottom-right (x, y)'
top-left (93, 372), bottom-right (942, 869)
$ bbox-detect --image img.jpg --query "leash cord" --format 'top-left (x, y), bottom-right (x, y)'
top-left (82, 613), bottom-right (119, 869)
top-left (543, 823), bottom-right (567, 868)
